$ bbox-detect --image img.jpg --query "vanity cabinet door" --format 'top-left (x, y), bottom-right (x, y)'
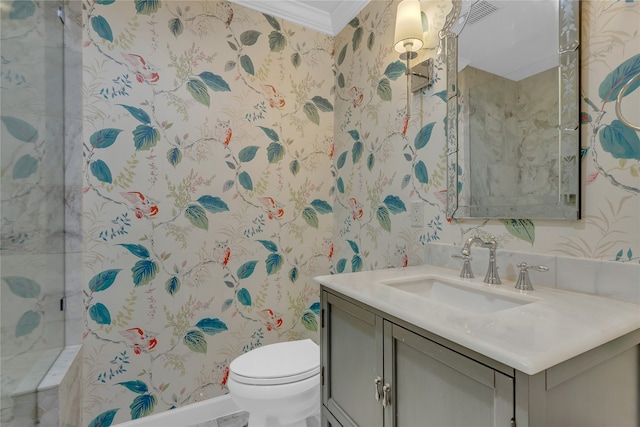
top-left (385, 322), bottom-right (514, 427)
top-left (321, 292), bottom-right (384, 427)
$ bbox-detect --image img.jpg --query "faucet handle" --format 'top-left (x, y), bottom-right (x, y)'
top-left (452, 253), bottom-right (474, 278)
top-left (515, 262), bottom-right (549, 291)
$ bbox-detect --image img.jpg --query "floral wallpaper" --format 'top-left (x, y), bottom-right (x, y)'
top-left (81, 1), bottom-right (333, 424)
top-left (79, 0), bottom-right (638, 425)
top-left (333, 0), bottom-right (639, 270)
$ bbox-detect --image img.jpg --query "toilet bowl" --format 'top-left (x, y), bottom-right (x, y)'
top-left (227, 339), bottom-right (320, 427)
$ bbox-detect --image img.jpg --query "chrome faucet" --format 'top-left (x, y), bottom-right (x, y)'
top-left (459, 236), bottom-right (501, 284)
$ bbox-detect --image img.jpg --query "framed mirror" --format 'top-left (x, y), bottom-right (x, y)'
top-left (444, 0), bottom-right (580, 220)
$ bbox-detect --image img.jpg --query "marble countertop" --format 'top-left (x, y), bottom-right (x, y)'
top-left (314, 265), bottom-right (640, 375)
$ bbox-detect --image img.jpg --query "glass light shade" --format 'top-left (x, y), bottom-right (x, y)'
top-left (394, 0), bottom-right (424, 53)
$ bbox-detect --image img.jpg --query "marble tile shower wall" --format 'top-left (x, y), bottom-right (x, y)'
top-left (1, 1), bottom-right (71, 425)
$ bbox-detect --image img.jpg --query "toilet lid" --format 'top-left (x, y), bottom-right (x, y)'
top-left (229, 339), bottom-right (319, 385)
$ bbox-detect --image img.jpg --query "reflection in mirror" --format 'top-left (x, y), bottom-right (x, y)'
top-left (445, 0), bottom-right (580, 220)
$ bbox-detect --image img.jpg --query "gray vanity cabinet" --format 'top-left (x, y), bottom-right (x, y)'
top-left (321, 290), bottom-right (514, 427)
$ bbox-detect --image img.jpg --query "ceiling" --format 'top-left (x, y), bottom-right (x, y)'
top-left (228, 0), bottom-right (370, 36)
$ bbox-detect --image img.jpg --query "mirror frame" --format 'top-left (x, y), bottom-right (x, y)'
top-left (444, 0), bottom-right (581, 220)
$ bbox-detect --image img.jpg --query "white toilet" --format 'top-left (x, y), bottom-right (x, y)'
top-left (227, 339), bottom-right (321, 427)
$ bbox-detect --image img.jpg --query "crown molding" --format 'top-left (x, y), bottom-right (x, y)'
top-left (229, 0), bottom-right (369, 36)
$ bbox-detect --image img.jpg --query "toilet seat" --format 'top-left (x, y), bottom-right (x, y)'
top-left (229, 339), bottom-right (319, 386)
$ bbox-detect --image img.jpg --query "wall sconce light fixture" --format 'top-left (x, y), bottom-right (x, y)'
top-left (394, 0), bottom-right (436, 116)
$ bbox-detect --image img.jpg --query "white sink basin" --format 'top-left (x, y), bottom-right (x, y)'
top-left (378, 275), bottom-right (534, 314)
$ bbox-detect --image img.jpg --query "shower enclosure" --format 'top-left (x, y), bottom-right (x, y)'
top-left (1, 0), bottom-right (66, 424)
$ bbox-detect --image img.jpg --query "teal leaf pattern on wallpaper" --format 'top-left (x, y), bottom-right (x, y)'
top-left (259, 126), bottom-right (279, 141)
top-left (414, 161), bottom-right (429, 184)
top-left (377, 206), bottom-right (391, 232)
top-left (600, 119), bottom-right (640, 160)
top-left (501, 219), bottom-right (535, 245)
top-left (119, 244), bottom-right (151, 259)
top-left (415, 122), bottom-right (435, 150)
top-left (130, 394), bottom-right (157, 419)
top-left (240, 55), bottom-right (255, 75)
top-left (367, 153), bottom-right (375, 171)
top-left (185, 205), bottom-right (208, 230)
top-left (90, 159), bottom-right (113, 183)
top-left (384, 61), bottom-right (406, 81)
top-left (352, 140), bottom-right (363, 163)
top-left (199, 72), bottom-right (231, 92)
top-left (598, 54), bottom-right (640, 102)
top-left (197, 195), bottom-right (229, 213)
top-left (132, 125), bottom-right (160, 150)
top-left (258, 239), bottom-right (278, 252)
top-left (289, 267), bottom-right (299, 283)
top-left (8, 0), bottom-right (35, 19)
top-left (165, 276), bottom-right (180, 296)
top-left (237, 261), bottom-right (258, 279)
top-left (377, 78), bottom-right (392, 101)
top-left (383, 195), bottom-right (406, 214)
top-left (187, 79), bottom-right (210, 107)
top-left (311, 199), bottom-right (332, 214)
top-left (312, 96), bottom-right (334, 112)
top-left (264, 14), bottom-right (281, 30)
top-left (15, 310), bottom-right (41, 337)
top-left (309, 302), bottom-right (321, 315)
top-left (88, 269), bottom-right (121, 292)
top-left (240, 30), bottom-right (261, 46)
top-left (237, 288), bottom-right (252, 306)
top-left (90, 128), bottom-right (122, 148)
top-left (337, 44), bottom-right (347, 66)
top-left (266, 253), bottom-right (283, 274)
top-left (118, 380), bottom-right (148, 394)
top-left (89, 302), bottom-right (112, 325)
top-left (238, 171), bottom-right (253, 190)
top-left (132, 260), bottom-right (158, 287)
top-left (167, 147), bottom-right (182, 166)
top-left (269, 31), bottom-right (287, 52)
top-left (169, 17), bottom-right (183, 37)
top-left (3, 276), bottom-right (41, 298)
top-left (267, 142), bottom-right (284, 163)
top-left (291, 52), bottom-right (301, 68)
top-left (301, 311), bottom-right (318, 332)
top-left (367, 31), bottom-right (375, 50)
top-left (1, 116), bottom-right (38, 142)
top-left (290, 159), bottom-right (300, 175)
top-left (352, 26), bottom-right (363, 51)
top-left (302, 207), bottom-right (319, 228)
top-left (118, 105), bottom-right (151, 124)
top-left (12, 154), bottom-right (38, 179)
top-left (196, 318), bottom-right (228, 335)
top-left (184, 330), bottom-right (207, 354)
top-left (91, 15), bottom-right (113, 42)
top-left (88, 409), bottom-right (119, 427)
top-left (134, 0), bottom-right (160, 15)
top-left (304, 102), bottom-right (320, 125)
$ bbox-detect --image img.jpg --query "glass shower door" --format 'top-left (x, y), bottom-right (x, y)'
top-left (1, 1), bottom-right (66, 425)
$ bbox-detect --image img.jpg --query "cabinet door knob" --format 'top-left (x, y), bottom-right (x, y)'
top-left (374, 376), bottom-right (382, 401)
top-left (382, 383), bottom-right (391, 408)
